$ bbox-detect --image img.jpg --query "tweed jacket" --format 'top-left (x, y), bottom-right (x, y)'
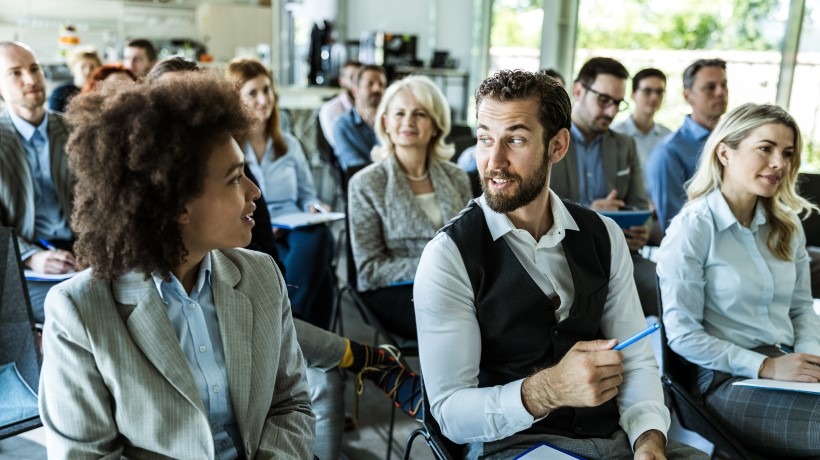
top-left (38, 249), bottom-right (315, 459)
top-left (0, 109), bottom-right (73, 254)
top-left (550, 129), bottom-right (649, 209)
top-left (348, 154), bottom-right (472, 291)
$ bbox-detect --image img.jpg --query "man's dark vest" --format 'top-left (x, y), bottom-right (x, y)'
top-left (441, 199), bottom-right (620, 439)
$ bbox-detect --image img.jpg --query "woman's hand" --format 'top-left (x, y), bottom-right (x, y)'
top-left (759, 353), bottom-right (820, 382)
top-left (309, 202), bottom-right (332, 214)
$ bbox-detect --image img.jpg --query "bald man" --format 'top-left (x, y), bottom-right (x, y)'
top-left (0, 41), bottom-right (76, 322)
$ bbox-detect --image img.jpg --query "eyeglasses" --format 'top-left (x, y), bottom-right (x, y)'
top-left (637, 87), bottom-right (665, 97)
top-left (582, 84), bottom-right (629, 112)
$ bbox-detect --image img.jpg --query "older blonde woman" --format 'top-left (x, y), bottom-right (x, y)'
top-left (348, 75), bottom-right (473, 339)
top-left (657, 103), bottom-right (820, 457)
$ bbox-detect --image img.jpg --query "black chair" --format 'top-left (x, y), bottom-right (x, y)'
top-left (797, 172), bottom-right (820, 247)
top-left (338, 165), bottom-right (418, 459)
top-left (0, 227), bottom-right (43, 439)
top-left (316, 114), bottom-right (347, 210)
top-left (657, 284), bottom-right (757, 460)
top-left (403, 379), bottom-right (461, 460)
top-left (446, 123), bottom-right (477, 163)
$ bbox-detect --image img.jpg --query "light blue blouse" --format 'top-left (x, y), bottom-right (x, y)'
top-left (152, 254), bottom-right (241, 459)
top-left (657, 189), bottom-right (820, 378)
top-left (243, 132), bottom-right (321, 219)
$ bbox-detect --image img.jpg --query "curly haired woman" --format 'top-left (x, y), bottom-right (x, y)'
top-left (38, 73), bottom-right (315, 458)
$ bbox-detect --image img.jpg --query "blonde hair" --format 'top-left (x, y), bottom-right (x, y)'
top-left (225, 57), bottom-right (288, 157)
top-left (686, 103), bottom-right (817, 260)
top-left (67, 46), bottom-right (101, 69)
top-left (372, 75), bottom-right (454, 162)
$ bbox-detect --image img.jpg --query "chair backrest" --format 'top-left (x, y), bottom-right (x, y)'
top-left (0, 227), bottom-right (42, 438)
top-left (657, 281), bottom-right (754, 460)
top-left (798, 172), bottom-right (820, 247)
top-left (420, 380), bottom-right (462, 460)
top-left (0, 227), bottom-right (40, 389)
top-left (315, 113), bottom-right (346, 192)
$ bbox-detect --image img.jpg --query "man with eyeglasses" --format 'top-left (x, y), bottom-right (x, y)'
top-left (646, 59), bottom-right (728, 233)
top-left (612, 68), bottom-right (671, 167)
top-left (551, 57), bottom-right (657, 317)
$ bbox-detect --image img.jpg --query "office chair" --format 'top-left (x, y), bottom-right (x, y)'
top-left (657, 283), bottom-right (758, 460)
top-left (337, 165), bottom-right (419, 459)
top-left (0, 227), bottom-right (43, 439)
top-left (403, 379), bottom-right (462, 460)
top-left (445, 123), bottom-right (476, 162)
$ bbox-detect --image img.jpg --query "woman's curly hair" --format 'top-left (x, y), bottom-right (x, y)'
top-left (66, 72), bottom-right (253, 280)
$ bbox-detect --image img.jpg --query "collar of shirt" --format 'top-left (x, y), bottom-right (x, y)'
top-left (478, 190), bottom-right (580, 248)
top-left (352, 108), bottom-right (366, 126)
top-left (152, 252), bottom-right (213, 303)
top-left (340, 92), bottom-right (353, 110)
top-left (681, 114), bottom-right (711, 142)
top-left (707, 189), bottom-right (767, 233)
top-left (8, 109), bottom-right (48, 143)
top-left (621, 116), bottom-right (665, 137)
top-left (570, 122), bottom-right (603, 147)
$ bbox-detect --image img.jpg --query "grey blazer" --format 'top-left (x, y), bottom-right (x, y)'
top-left (38, 249), bottom-right (315, 459)
top-left (348, 155), bottom-right (472, 291)
top-left (550, 129), bottom-right (649, 209)
top-left (0, 109), bottom-right (73, 254)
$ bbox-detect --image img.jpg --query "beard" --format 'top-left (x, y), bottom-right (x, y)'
top-left (482, 151), bottom-right (550, 214)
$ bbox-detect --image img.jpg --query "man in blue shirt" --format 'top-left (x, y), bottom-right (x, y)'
top-left (332, 64), bottom-right (385, 171)
top-left (646, 59), bottom-right (728, 233)
top-left (550, 57), bottom-right (657, 317)
top-left (0, 41), bottom-right (75, 322)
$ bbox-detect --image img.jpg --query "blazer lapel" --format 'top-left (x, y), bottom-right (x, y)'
top-left (0, 110), bottom-right (36, 236)
top-left (114, 271), bottom-right (206, 414)
top-left (429, 161), bottom-right (461, 224)
top-left (46, 112), bottom-right (73, 220)
top-left (211, 250), bottom-right (253, 440)
top-left (563, 140), bottom-right (579, 200)
top-left (601, 132), bottom-right (619, 193)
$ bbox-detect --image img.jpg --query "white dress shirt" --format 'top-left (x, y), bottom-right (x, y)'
top-left (414, 191), bottom-right (670, 447)
top-left (318, 92), bottom-right (353, 148)
top-left (657, 189), bottom-right (820, 378)
top-left (612, 116), bottom-right (672, 167)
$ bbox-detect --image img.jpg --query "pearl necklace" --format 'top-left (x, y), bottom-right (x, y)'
top-left (405, 171), bottom-right (429, 182)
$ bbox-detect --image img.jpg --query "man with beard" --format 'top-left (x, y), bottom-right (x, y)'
top-left (332, 64), bottom-right (386, 170)
top-left (0, 41), bottom-right (75, 323)
top-left (646, 59), bottom-right (728, 232)
top-left (550, 57), bottom-right (657, 317)
top-left (414, 70), bottom-right (706, 459)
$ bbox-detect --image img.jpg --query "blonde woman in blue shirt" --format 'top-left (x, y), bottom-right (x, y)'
top-left (227, 58), bottom-right (335, 330)
top-left (657, 103), bottom-right (820, 457)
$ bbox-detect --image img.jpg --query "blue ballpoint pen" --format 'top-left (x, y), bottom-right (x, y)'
top-left (613, 322), bottom-right (660, 351)
top-left (39, 238), bottom-right (57, 251)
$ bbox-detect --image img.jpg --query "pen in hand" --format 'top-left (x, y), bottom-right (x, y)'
top-left (39, 238), bottom-right (58, 251)
top-left (312, 203), bottom-right (329, 214)
top-left (613, 323), bottom-right (660, 351)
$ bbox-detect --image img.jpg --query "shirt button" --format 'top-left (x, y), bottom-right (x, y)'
top-left (574, 425), bottom-right (583, 433)
top-left (199, 345), bottom-right (207, 352)
top-left (221, 440), bottom-right (229, 447)
top-left (553, 330), bottom-right (559, 337)
top-left (188, 303), bottom-right (196, 309)
top-left (213, 385), bottom-right (220, 393)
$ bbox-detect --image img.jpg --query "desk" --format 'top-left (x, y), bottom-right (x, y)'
top-left (392, 66), bottom-right (470, 122)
